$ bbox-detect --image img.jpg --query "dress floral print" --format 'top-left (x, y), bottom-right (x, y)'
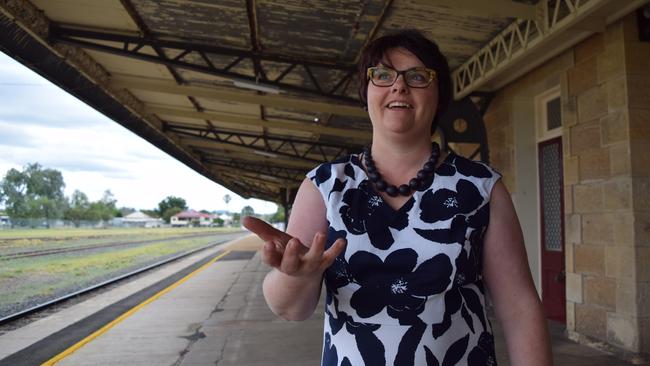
top-left (307, 152), bottom-right (502, 366)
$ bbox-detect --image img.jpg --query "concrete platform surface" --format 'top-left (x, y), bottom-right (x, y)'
top-left (0, 234), bottom-right (643, 365)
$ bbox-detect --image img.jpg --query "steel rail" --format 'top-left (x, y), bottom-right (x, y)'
top-left (0, 237), bottom-right (238, 326)
top-left (0, 232), bottom-right (227, 260)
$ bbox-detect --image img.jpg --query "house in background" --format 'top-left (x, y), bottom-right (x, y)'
top-left (121, 211), bottom-right (163, 228)
top-left (171, 210), bottom-right (215, 227)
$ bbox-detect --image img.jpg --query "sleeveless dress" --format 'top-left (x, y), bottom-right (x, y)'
top-left (306, 152), bottom-right (501, 366)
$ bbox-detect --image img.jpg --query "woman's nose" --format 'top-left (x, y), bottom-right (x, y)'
top-left (391, 74), bottom-right (408, 93)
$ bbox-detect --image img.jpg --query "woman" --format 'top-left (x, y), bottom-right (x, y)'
top-left (243, 30), bottom-right (551, 365)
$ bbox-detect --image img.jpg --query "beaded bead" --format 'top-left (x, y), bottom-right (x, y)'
top-left (363, 142), bottom-right (440, 197)
top-left (398, 184), bottom-right (411, 196)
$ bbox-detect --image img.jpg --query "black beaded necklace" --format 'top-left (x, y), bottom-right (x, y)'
top-left (363, 142), bottom-right (441, 197)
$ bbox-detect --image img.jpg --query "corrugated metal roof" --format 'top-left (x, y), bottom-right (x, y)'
top-left (1, 0), bottom-right (646, 203)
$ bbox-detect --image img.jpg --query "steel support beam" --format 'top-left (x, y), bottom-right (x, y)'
top-left (110, 75), bottom-right (367, 117)
top-left (149, 106), bottom-right (372, 140)
top-left (166, 122), bottom-right (357, 163)
top-left (49, 24), bottom-right (358, 104)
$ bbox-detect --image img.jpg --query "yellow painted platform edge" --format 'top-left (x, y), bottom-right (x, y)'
top-left (42, 249), bottom-right (232, 366)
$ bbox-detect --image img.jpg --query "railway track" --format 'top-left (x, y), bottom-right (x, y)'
top-left (0, 232), bottom-right (237, 260)
top-left (0, 232), bottom-right (244, 326)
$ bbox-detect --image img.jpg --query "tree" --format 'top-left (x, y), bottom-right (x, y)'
top-left (269, 205), bottom-right (285, 223)
top-left (241, 205), bottom-right (255, 217)
top-left (232, 212), bottom-right (241, 226)
top-left (87, 190), bottom-right (118, 221)
top-left (162, 207), bottom-right (183, 223)
top-left (0, 163), bottom-right (67, 219)
top-left (157, 196), bottom-right (187, 217)
top-left (223, 194), bottom-right (231, 212)
top-left (64, 189), bottom-right (118, 222)
top-left (64, 190), bottom-right (90, 222)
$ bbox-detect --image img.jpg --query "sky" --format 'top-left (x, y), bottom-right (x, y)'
top-left (0, 52), bottom-right (278, 214)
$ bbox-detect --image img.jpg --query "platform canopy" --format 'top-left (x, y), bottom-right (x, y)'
top-left (0, 0), bottom-right (645, 203)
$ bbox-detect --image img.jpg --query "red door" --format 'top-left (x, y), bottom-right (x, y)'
top-left (539, 137), bottom-right (566, 323)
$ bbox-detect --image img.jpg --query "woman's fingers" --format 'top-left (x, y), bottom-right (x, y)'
top-left (280, 238), bottom-right (302, 274)
top-left (261, 241), bottom-right (282, 268)
top-left (242, 216), bottom-right (292, 244)
top-left (321, 238), bottom-right (347, 268)
top-left (267, 231), bottom-right (347, 276)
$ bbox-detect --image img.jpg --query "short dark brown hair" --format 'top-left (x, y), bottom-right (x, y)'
top-left (357, 29), bottom-right (451, 134)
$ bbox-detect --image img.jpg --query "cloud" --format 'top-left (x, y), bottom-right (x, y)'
top-left (0, 52), bottom-right (278, 214)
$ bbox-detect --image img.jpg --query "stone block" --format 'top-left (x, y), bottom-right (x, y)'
top-left (578, 86), bottom-right (608, 123)
top-left (629, 108), bottom-right (650, 143)
top-left (566, 214), bottom-right (581, 246)
top-left (566, 239), bottom-right (575, 272)
top-left (605, 246), bottom-right (636, 279)
top-left (562, 96), bottom-right (578, 127)
top-left (635, 212), bottom-right (650, 247)
top-left (600, 110), bottom-right (629, 146)
top-left (607, 313), bottom-right (639, 351)
top-left (606, 76), bottom-right (627, 112)
top-left (604, 21), bottom-right (624, 47)
top-left (616, 279), bottom-right (638, 315)
top-left (622, 12), bottom-right (640, 41)
top-left (625, 42), bottom-right (650, 76)
top-left (597, 44), bottom-right (625, 83)
top-left (575, 303), bottom-right (607, 340)
top-left (575, 245), bottom-right (605, 275)
top-left (631, 142), bottom-right (650, 176)
top-left (628, 75), bottom-right (650, 109)
top-left (582, 213), bottom-right (615, 245)
top-left (637, 247), bottom-right (650, 281)
top-left (568, 57), bottom-right (598, 97)
top-left (574, 183), bottom-right (603, 212)
top-left (566, 272), bottom-right (583, 303)
top-left (602, 178), bottom-right (632, 210)
top-left (579, 148), bottom-right (610, 181)
top-left (639, 282), bottom-right (650, 317)
top-left (563, 186), bottom-right (572, 215)
top-left (567, 301), bottom-right (576, 331)
top-left (640, 317), bottom-right (650, 354)
top-left (564, 156), bottom-right (579, 185)
top-left (570, 121), bottom-right (601, 155)
top-left (632, 178), bottom-right (650, 211)
top-left (575, 33), bottom-right (605, 64)
top-left (612, 213), bottom-right (635, 247)
top-left (584, 276), bottom-right (616, 309)
top-left (609, 143), bottom-right (632, 176)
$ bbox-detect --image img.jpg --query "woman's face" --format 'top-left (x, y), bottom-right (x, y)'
top-left (366, 47), bottom-right (438, 138)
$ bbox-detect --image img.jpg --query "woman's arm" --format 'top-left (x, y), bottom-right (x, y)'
top-left (246, 178), bottom-right (345, 321)
top-left (482, 181), bottom-right (553, 365)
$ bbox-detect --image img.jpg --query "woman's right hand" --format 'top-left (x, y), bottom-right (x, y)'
top-left (242, 216), bottom-right (346, 277)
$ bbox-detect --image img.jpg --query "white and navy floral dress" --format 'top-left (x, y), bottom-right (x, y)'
top-left (306, 152), bottom-right (502, 366)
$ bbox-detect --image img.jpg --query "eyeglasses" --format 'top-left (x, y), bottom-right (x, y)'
top-left (367, 66), bottom-right (437, 88)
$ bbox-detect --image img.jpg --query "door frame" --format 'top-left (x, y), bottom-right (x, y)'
top-left (535, 87), bottom-right (566, 322)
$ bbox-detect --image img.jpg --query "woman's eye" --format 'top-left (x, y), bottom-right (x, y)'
top-left (408, 72), bottom-right (426, 82)
top-left (376, 72), bottom-right (392, 80)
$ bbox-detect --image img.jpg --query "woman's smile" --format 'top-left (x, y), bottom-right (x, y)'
top-left (367, 47), bottom-right (438, 138)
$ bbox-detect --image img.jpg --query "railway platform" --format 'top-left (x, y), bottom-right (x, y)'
top-left (0, 235), bottom-right (640, 365)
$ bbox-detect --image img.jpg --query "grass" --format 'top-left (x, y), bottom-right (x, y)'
top-left (0, 226), bottom-right (239, 240)
top-left (0, 229), bottom-right (244, 317)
